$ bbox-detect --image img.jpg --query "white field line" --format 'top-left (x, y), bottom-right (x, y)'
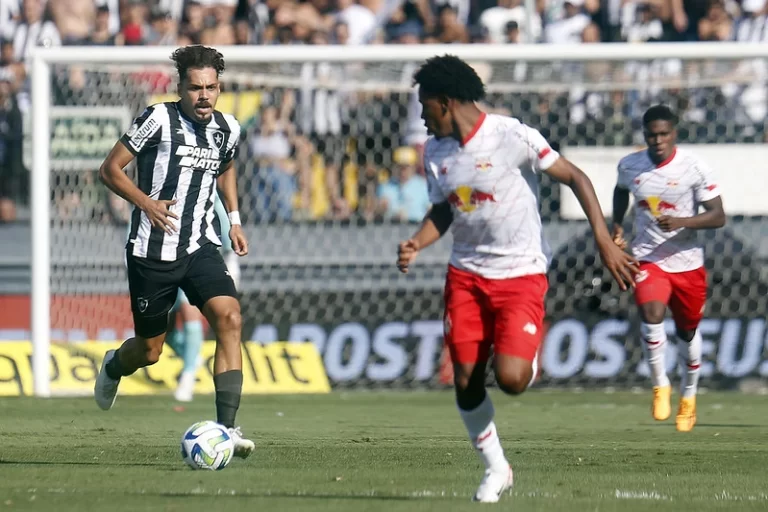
top-left (22, 487), bottom-right (768, 502)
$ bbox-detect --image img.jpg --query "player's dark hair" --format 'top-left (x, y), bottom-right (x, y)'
top-left (642, 104), bottom-right (678, 127)
top-left (413, 54), bottom-right (485, 103)
top-left (171, 45), bottom-right (226, 81)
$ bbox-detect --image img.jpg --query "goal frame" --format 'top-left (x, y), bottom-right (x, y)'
top-left (29, 42), bottom-right (768, 396)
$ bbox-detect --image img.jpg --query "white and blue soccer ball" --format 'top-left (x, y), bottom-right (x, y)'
top-left (180, 421), bottom-right (234, 471)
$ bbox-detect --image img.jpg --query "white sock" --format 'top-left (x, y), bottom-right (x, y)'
top-left (458, 394), bottom-right (508, 473)
top-left (641, 322), bottom-right (670, 388)
top-left (527, 352), bottom-right (539, 389)
top-left (677, 330), bottom-right (702, 398)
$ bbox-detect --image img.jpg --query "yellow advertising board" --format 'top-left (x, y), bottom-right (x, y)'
top-left (0, 341), bottom-right (330, 397)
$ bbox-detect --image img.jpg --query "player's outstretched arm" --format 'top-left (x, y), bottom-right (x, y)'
top-left (544, 157), bottom-right (638, 291)
top-left (216, 160), bottom-right (248, 256)
top-left (98, 141), bottom-right (178, 234)
top-left (611, 185), bottom-right (630, 249)
top-left (657, 196), bottom-right (725, 232)
top-left (396, 201), bottom-right (452, 274)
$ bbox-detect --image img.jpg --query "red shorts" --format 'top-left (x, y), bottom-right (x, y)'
top-left (443, 265), bottom-right (548, 364)
top-left (634, 262), bottom-right (707, 331)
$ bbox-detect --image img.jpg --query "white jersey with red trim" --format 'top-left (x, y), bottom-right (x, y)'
top-left (617, 147), bottom-right (721, 273)
top-left (424, 113), bottom-right (561, 279)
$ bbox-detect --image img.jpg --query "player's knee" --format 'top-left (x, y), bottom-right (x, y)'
top-left (452, 362), bottom-right (486, 403)
top-left (640, 302), bottom-right (666, 325)
top-left (141, 337), bottom-right (164, 365)
top-left (454, 371), bottom-right (476, 394)
top-left (217, 308), bottom-right (242, 335)
top-left (495, 366), bottom-right (531, 396)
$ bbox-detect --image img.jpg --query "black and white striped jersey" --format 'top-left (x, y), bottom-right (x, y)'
top-left (120, 101), bottom-right (241, 262)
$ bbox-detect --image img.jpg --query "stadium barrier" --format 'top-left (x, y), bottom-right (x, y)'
top-left (0, 341), bottom-right (330, 397)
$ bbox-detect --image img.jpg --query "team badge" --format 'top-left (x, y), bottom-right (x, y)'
top-left (213, 130), bottom-right (225, 149)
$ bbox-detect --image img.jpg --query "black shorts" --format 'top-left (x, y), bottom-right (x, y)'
top-left (126, 243), bottom-right (237, 338)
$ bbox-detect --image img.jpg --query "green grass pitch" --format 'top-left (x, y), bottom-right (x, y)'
top-left (0, 390), bottom-right (766, 512)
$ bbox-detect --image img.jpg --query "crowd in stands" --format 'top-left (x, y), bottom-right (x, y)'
top-left (0, 0), bottom-right (766, 224)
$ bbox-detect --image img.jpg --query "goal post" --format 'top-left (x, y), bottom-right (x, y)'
top-left (28, 42), bottom-right (768, 397)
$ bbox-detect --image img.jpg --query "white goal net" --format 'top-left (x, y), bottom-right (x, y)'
top-left (14, 44), bottom-right (768, 395)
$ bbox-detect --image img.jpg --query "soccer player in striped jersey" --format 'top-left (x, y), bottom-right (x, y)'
top-left (95, 45), bottom-right (254, 458)
top-left (612, 105), bottom-right (725, 432)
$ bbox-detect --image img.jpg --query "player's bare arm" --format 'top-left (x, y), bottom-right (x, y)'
top-left (545, 157), bottom-right (638, 290)
top-left (98, 141), bottom-right (178, 235)
top-left (611, 185), bottom-right (630, 249)
top-left (657, 196), bottom-right (725, 232)
top-left (216, 160), bottom-right (248, 256)
top-left (397, 201), bottom-right (453, 273)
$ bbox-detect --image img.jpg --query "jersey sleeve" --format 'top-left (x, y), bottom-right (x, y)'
top-left (520, 124), bottom-right (560, 172)
top-left (693, 159), bottom-right (720, 203)
top-left (424, 146), bottom-right (446, 204)
top-left (120, 106), bottom-right (162, 155)
top-left (222, 117), bottom-right (242, 166)
top-left (616, 160), bottom-right (630, 189)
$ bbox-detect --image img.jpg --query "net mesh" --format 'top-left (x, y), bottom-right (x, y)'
top-left (21, 55), bottom-right (768, 389)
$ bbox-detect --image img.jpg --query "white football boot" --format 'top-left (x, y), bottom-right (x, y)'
top-left (472, 465), bottom-right (514, 503)
top-left (228, 426), bottom-right (255, 459)
top-left (174, 370), bottom-right (196, 402)
top-left (94, 349), bottom-right (120, 410)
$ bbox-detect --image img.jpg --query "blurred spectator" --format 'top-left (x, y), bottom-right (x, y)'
top-left (734, 0), bottom-right (767, 41)
top-left (121, 0), bottom-right (150, 46)
top-left (435, 4), bottom-right (470, 43)
top-left (0, 0), bottom-right (19, 40)
top-left (697, 0), bottom-right (733, 41)
top-left (376, 146), bottom-right (430, 223)
top-left (299, 28), bottom-right (349, 219)
top-left (0, 38), bottom-right (23, 90)
top-left (179, 0), bottom-right (205, 44)
top-left (479, 0), bottom-right (542, 43)
top-left (50, 0), bottom-right (96, 44)
top-left (147, 7), bottom-right (178, 45)
top-left (624, 2), bottom-right (665, 42)
top-left (12, 0), bottom-right (61, 63)
top-left (88, 5), bottom-right (124, 45)
top-left (200, 0), bottom-right (236, 45)
top-left (95, 0), bottom-right (121, 35)
top-left (249, 104), bottom-right (299, 223)
top-left (669, 0), bottom-right (711, 41)
top-left (0, 68), bottom-right (24, 223)
top-left (544, 0), bottom-right (596, 43)
top-left (336, 0), bottom-right (377, 44)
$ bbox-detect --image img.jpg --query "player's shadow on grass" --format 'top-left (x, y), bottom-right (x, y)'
top-left (0, 459), bottom-right (174, 468)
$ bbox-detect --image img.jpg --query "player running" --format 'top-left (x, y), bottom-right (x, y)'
top-left (95, 45), bottom-right (254, 458)
top-left (396, 55), bottom-right (638, 503)
top-left (612, 105), bottom-right (725, 432)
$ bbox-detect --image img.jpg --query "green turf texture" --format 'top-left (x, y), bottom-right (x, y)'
top-left (0, 390), bottom-right (766, 511)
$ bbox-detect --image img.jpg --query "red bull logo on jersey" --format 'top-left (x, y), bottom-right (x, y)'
top-left (447, 185), bottom-right (496, 213)
top-left (636, 196), bottom-right (676, 217)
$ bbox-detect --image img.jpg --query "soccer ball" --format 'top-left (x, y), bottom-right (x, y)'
top-left (180, 421), bottom-right (234, 471)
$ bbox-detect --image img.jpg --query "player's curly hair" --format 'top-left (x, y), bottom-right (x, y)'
top-left (413, 54), bottom-right (485, 103)
top-left (643, 104), bottom-right (678, 127)
top-left (171, 45), bottom-right (226, 81)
